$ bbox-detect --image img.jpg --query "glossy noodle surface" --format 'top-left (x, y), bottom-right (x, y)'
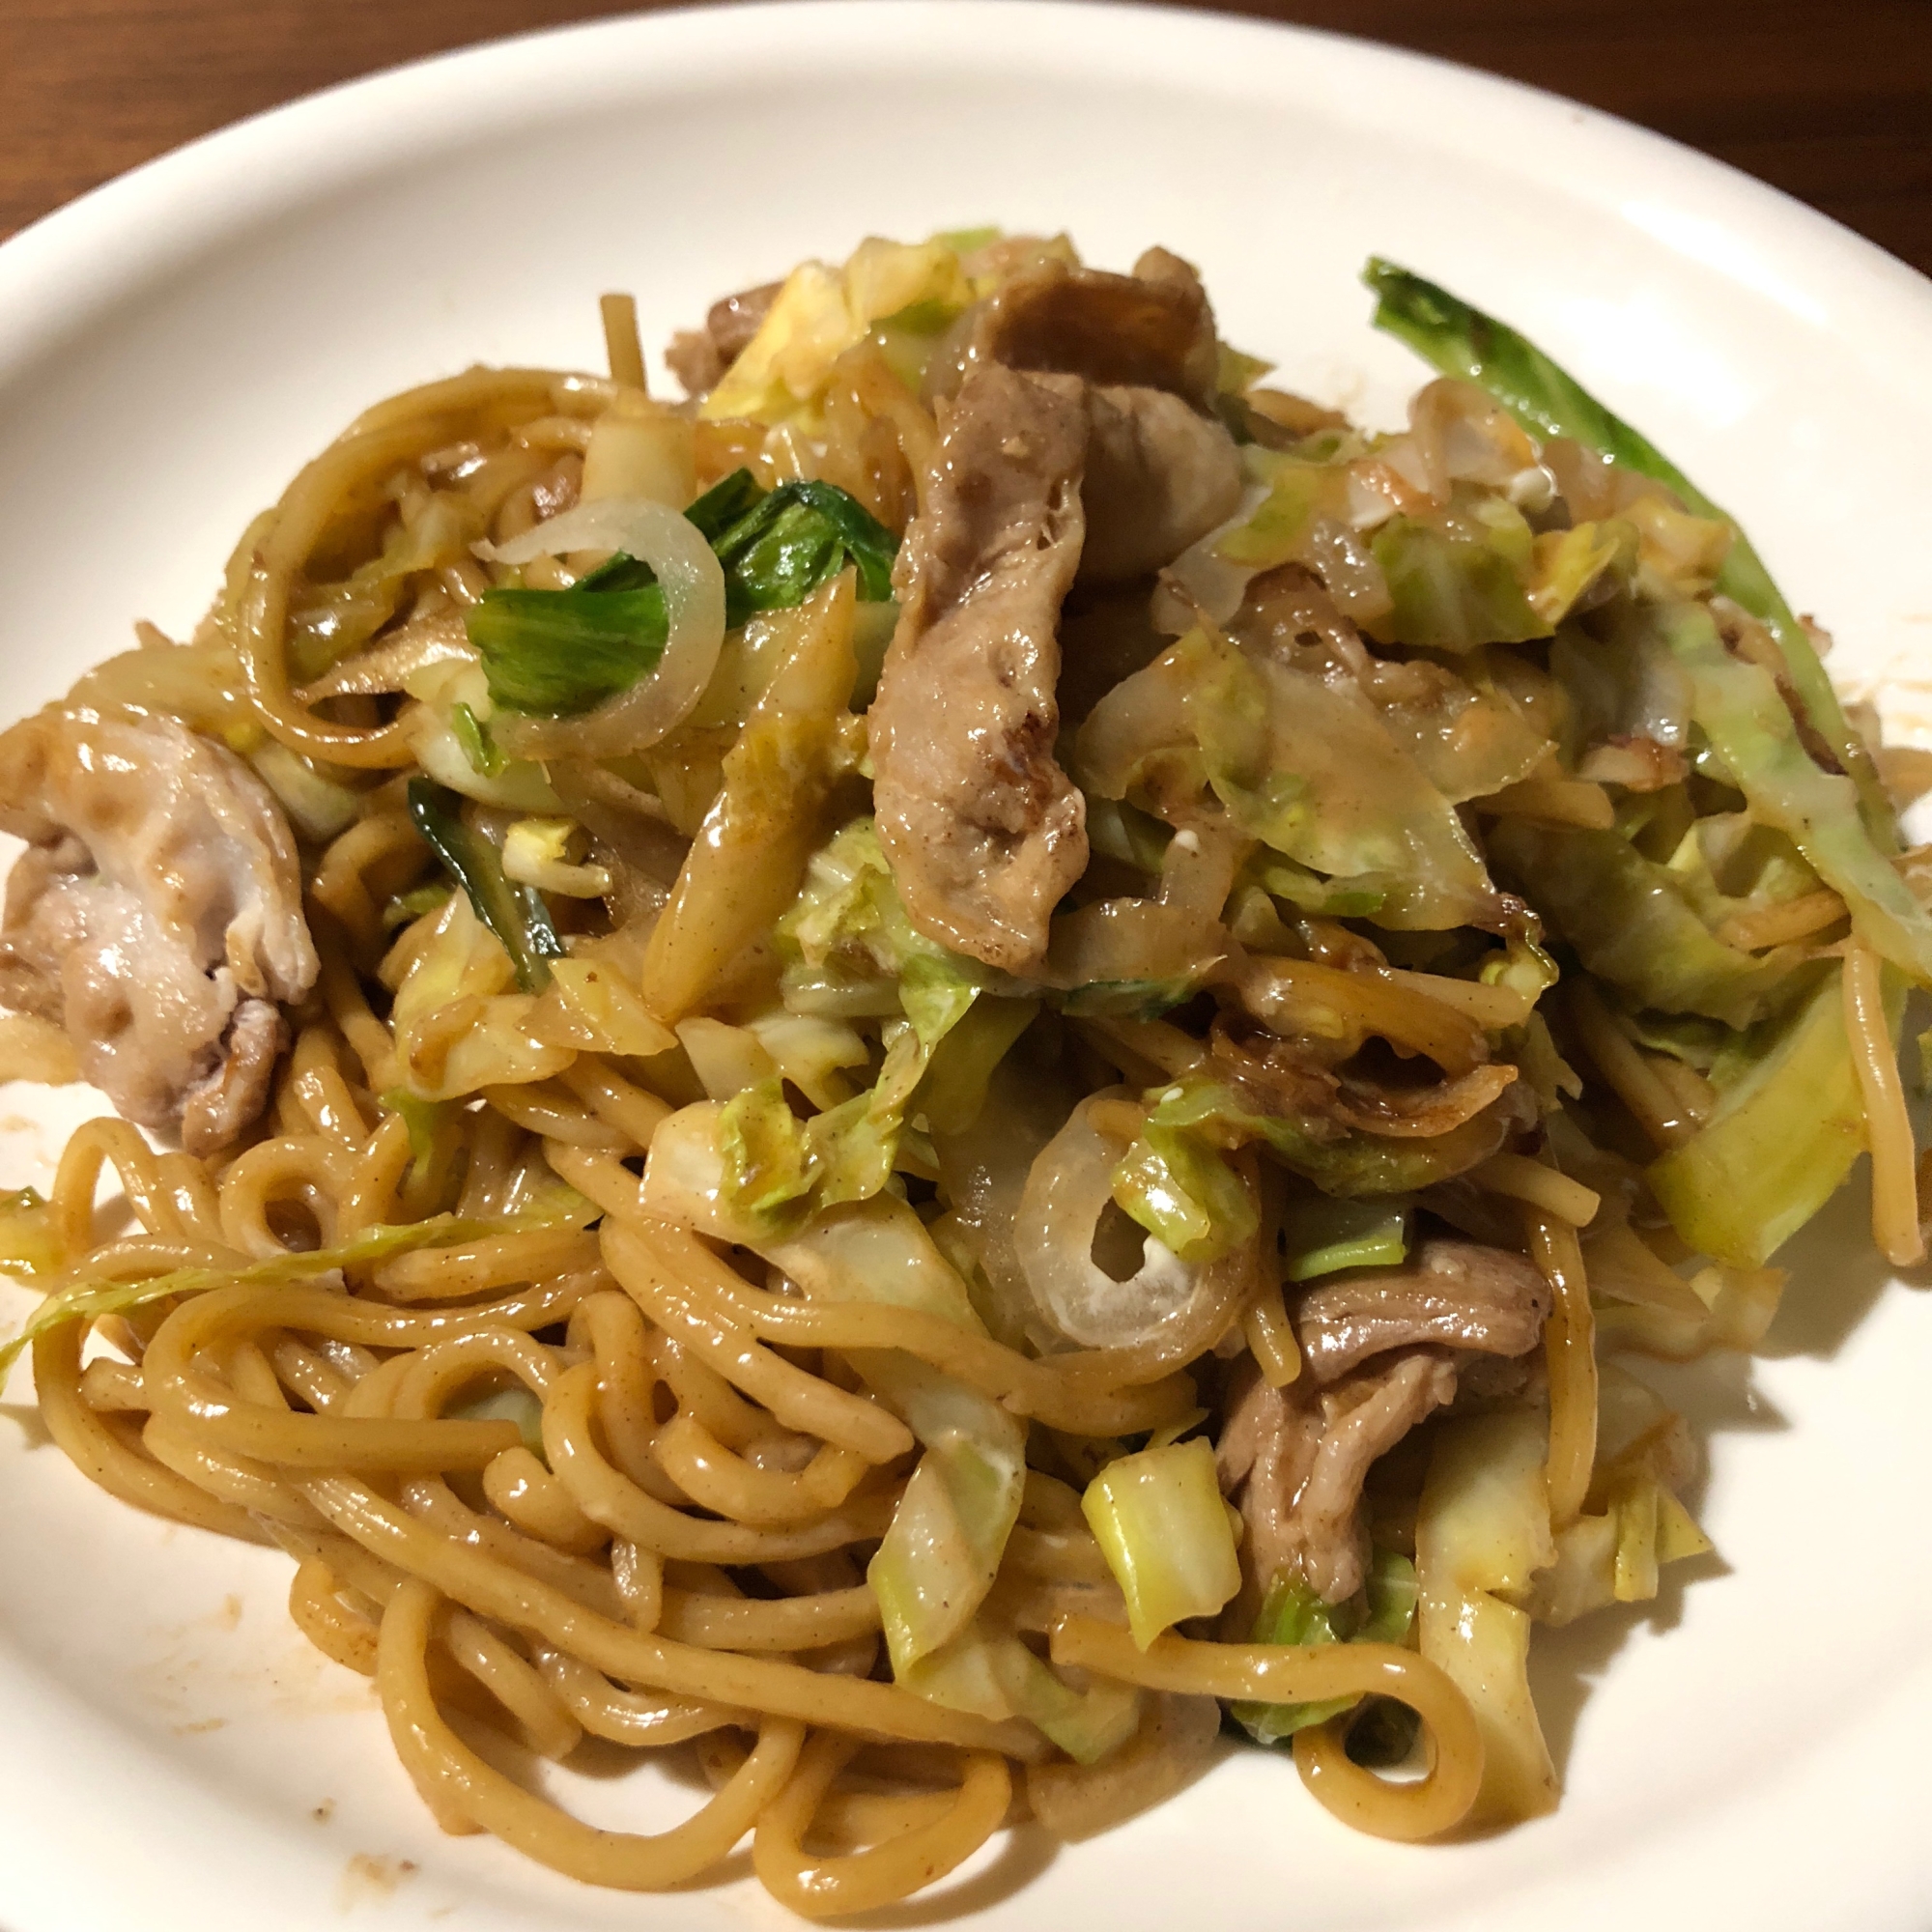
top-left (0, 229), bottom-right (1923, 1918)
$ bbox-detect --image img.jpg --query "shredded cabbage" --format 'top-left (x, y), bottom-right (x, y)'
top-left (896, 1620), bottom-right (1143, 1765)
top-left (0, 1187), bottom-right (57, 1280)
top-left (1077, 629), bottom-right (1501, 931)
top-left (1110, 1119), bottom-right (1258, 1264)
top-left (699, 819), bottom-right (1006, 1232)
top-left (1367, 514), bottom-right (1551, 650)
top-left (859, 1353), bottom-right (1028, 1672)
top-left (1488, 819), bottom-right (1812, 1028)
top-left (1365, 256), bottom-right (1890, 836)
top-left (1232, 1548), bottom-right (1419, 1744)
top-left (450, 1384), bottom-right (548, 1461)
top-left (1282, 1196), bottom-right (1410, 1280)
top-left (703, 236), bottom-right (974, 424)
top-left (776, 818), bottom-right (983, 1015)
top-left (1507, 1364), bottom-right (1714, 1623)
top-left (1646, 598), bottom-right (1932, 985)
top-left (1082, 1438), bottom-right (1242, 1648)
top-left (716, 952), bottom-right (980, 1235)
top-left (387, 892), bottom-right (576, 1100)
top-left (1648, 963), bottom-right (1884, 1266)
top-left (1, 1214), bottom-right (509, 1378)
top-left (1415, 1406), bottom-right (1557, 1826)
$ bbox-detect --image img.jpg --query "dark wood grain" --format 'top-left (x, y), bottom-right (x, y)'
top-left (1, 0), bottom-right (1928, 273)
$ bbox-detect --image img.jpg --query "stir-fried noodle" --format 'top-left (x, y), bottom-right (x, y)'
top-left (0, 231), bottom-right (1925, 1915)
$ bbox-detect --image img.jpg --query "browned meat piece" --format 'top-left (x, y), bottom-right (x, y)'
top-left (665, 279), bottom-right (782, 397)
top-left (869, 365), bottom-right (1090, 971)
top-left (1215, 1236), bottom-right (1551, 1606)
top-left (871, 361), bottom-right (1240, 969)
top-left (1326, 1063), bottom-right (1520, 1139)
top-left (0, 709), bottom-right (316, 1152)
top-left (664, 333), bottom-right (723, 401)
top-left (1219, 1350), bottom-right (1460, 1605)
top-left (184, 998), bottom-right (288, 1152)
top-left (935, 251), bottom-right (1220, 410)
top-left (708, 283), bottom-right (781, 363)
top-left (1216, 1357), bottom-right (1325, 1589)
top-left (1294, 1353), bottom-right (1460, 1602)
top-left (1079, 384), bottom-right (1242, 585)
top-left (1208, 1014), bottom-right (1530, 1148)
top-left (1452, 1350), bottom-right (1543, 1407)
top-left (1293, 1237), bottom-right (1551, 1386)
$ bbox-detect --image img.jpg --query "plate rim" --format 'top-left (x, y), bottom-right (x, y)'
top-left (0, 7), bottom-right (1929, 1931)
top-left (4, 0), bottom-right (1930, 366)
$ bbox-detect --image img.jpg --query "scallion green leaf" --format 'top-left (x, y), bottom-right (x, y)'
top-left (682, 467), bottom-right (767, 542)
top-left (406, 778), bottom-right (564, 993)
top-left (467, 582), bottom-right (670, 717)
top-left (712, 479), bottom-right (898, 619)
top-left (467, 469), bottom-right (898, 717)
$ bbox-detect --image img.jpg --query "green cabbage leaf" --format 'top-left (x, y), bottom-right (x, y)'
top-left (1232, 1548), bottom-right (1419, 1745)
top-left (1647, 962), bottom-right (1889, 1265)
top-left (1364, 257), bottom-right (1887, 839)
top-left (1077, 630), bottom-right (1499, 933)
top-left (1487, 819), bottom-right (1812, 1028)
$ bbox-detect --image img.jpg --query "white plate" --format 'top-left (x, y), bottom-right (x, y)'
top-left (2, 5), bottom-right (1931, 1928)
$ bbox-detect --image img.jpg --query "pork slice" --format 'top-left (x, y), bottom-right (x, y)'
top-left (942, 253), bottom-right (1220, 410)
top-left (1079, 384), bottom-right (1243, 585)
top-left (182, 995), bottom-right (287, 1154)
top-left (1295, 1352), bottom-right (1460, 1603)
top-left (870, 357), bottom-right (1245, 967)
top-left (868, 365), bottom-right (1091, 972)
top-left (1294, 1237), bottom-right (1552, 1386)
top-left (1220, 1350), bottom-right (1459, 1608)
top-left (0, 708), bottom-right (317, 1152)
top-left (665, 279), bottom-right (782, 398)
top-left (1217, 1357), bottom-right (1326, 1597)
top-left (1451, 1350), bottom-right (1543, 1408)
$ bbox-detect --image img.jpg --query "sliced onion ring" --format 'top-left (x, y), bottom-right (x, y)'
top-left (1017, 1091), bottom-right (1202, 1349)
top-left (474, 497), bottom-right (727, 759)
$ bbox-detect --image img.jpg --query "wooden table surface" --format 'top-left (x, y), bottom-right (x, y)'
top-left (2, 0), bottom-right (1929, 274)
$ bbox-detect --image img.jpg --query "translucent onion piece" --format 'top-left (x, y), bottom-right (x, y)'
top-left (1015, 1092), bottom-right (1200, 1349)
top-left (1152, 509), bottom-right (1264, 637)
top-left (475, 497), bottom-right (727, 758)
top-left (298, 614), bottom-right (475, 702)
top-left (1406, 376), bottom-right (1541, 496)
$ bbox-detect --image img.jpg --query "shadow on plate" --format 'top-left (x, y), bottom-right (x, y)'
top-left (826, 1820), bottom-right (1059, 1928)
top-left (1755, 1162), bottom-right (1912, 1362)
top-left (446, 1711), bottom-right (1063, 1913)
top-left (1524, 1548), bottom-right (1729, 1790)
top-left (1524, 1155), bottom-right (1916, 1784)
top-left (0, 1396), bottom-right (51, 1449)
